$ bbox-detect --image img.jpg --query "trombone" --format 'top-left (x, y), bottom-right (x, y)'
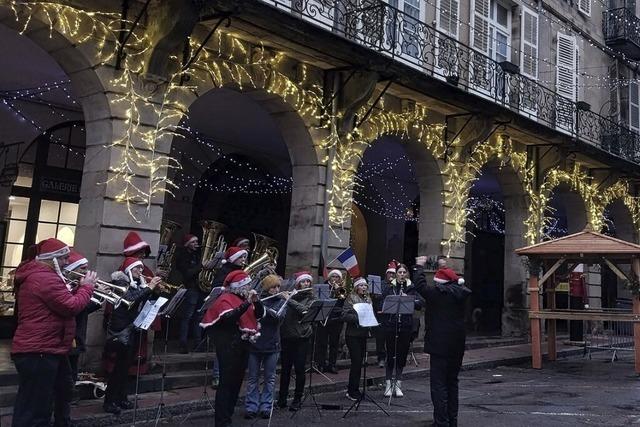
top-left (141, 274), bottom-right (182, 292)
top-left (65, 271), bottom-right (134, 309)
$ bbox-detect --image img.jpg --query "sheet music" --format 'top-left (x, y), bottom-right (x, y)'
top-left (353, 303), bottom-right (379, 327)
top-left (367, 275), bottom-right (382, 295)
top-left (134, 297), bottom-right (168, 330)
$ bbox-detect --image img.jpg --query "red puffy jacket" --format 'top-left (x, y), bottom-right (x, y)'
top-left (11, 260), bottom-right (93, 355)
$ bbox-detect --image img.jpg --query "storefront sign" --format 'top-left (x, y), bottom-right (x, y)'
top-left (39, 176), bottom-right (80, 197)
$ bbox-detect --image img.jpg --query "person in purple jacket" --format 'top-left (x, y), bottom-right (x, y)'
top-left (11, 238), bottom-right (97, 427)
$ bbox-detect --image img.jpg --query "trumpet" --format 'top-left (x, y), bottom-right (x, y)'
top-left (141, 274), bottom-right (182, 292)
top-left (67, 271), bottom-right (128, 293)
top-left (91, 289), bottom-right (134, 309)
top-left (65, 271), bottom-right (134, 309)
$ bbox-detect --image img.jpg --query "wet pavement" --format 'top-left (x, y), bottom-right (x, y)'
top-left (166, 352), bottom-right (640, 427)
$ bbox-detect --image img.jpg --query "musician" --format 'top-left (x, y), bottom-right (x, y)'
top-left (244, 274), bottom-right (289, 419)
top-left (277, 271), bottom-right (316, 412)
top-left (372, 261), bottom-right (397, 368)
top-left (200, 270), bottom-right (264, 427)
top-left (211, 246), bottom-right (248, 288)
top-left (232, 237), bottom-right (251, 251)
top-left (63, 250), bottom-right (102, 382)
top-left (175, 234), bottom-right (214, 354)
top-left (315, 269), bottom-right (345, 374)
top-left (413, 256), bottom-right (470, 427)
top-left (122, 231), bottom-right (156, 278)
top-left (103, 257), bottom-right (161, 415)
top-left (11, 238), bottom-right (97, 427)
top-left (381, 263), bottom-right (422, 398)
top-left (342, 277), bottom-right (374, 401)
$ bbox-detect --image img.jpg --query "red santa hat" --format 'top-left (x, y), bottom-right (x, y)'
top-left (232, 237), bottom-right (250, 247)
top-left (353, 277), bottom-right (367, 288)
top-left (294, 271), bottom-right (313, 286)
top-left (120, 256), bottom-right (146, 286)
top-left (386, 260), bottom-right (398, 274)
top-left (36, 238), bottom-right (70, 260)
top-left (63, 250), bottom-right (88, 272)
top-left (223, 270), bottom-right (252, 289)
top-left (434, 267), bottom-right (465, 285)
top-left (328, 269), bottom-right (343, 279)
top-left (183, 234), bottom-right (198, 246)
top-left (223, 246), bottom-right (248, 264)
top-left (36, 238), bottom-right (71, 281)
top-left (123, 231), bottom-right (151, 256)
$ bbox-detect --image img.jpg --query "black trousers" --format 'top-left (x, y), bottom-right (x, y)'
top-left (104, 340), bottom-right (134, 405)
top-left (11, 353), bottom-right (73, 427)
top-left (429, 354), bottom-right (463, 427)
top-left (345, 335), bottom-right (366, 395)
top-left (315, 321), bottom-right (343, 368)
top-left (384, 329), bottom-right (412, 380)
top-left (279, 337), bottom-right (309, 401)
top-left (214, 337), bottom-right (250, 427)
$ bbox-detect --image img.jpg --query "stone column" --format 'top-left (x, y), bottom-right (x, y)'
top-left (502, 195), bottom-right (528, 336)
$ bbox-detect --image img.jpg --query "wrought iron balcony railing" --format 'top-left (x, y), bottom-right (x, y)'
top-left (603, 7), bottom-right (640, 60)
top-left (257, 0), bottom-right (640, 165)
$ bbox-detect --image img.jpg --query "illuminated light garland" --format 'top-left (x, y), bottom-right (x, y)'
top-left (325, 104), bottom-right (445, 233)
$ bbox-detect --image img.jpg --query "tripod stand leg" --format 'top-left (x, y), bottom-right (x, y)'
top-left (180, 335), bottom-right (215, 425)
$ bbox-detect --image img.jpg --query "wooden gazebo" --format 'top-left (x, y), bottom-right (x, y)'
top-left (515, 229), bottom-right (640, 373)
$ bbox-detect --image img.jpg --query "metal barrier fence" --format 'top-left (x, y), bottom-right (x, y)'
top-left (583, 307), bottom-right (635, 362)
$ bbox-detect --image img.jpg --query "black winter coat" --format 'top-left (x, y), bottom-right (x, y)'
top-left (174, 246), bottom-right (201, 290)
top-left (412, 265), bottom-right (471, 357)
top-left (107, 272), bottom-right (154, 333)
top-left (379, 279), bottom-right (422, 333)
top-left (70, 301), bottom-right (101, 355)
top-left (211, 263), bottom-right (242, 288)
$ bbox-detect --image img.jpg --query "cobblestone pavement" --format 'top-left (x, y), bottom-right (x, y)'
top-left (171, 353), bottom-right (640, 427)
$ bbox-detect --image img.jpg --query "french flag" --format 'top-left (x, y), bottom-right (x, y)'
top-left (336, 247), bottom-right (360, 278)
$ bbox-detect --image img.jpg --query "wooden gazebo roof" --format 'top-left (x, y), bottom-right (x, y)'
top-left (515, 229), bottom-right (640, 260)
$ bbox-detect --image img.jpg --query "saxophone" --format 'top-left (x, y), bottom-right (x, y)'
top-left (157, 220), bottom-right (181, 274)
top-left (198, 220), bottom-right (227, 293)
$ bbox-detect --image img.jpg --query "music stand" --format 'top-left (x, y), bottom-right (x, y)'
top-left (381, 295), bottom-right (414, 406)
top-left (132, 297), bottom-right (168, 426)
top-left (153, 289), bottom-right (186, 426)
top-left (313, 284), bottom-right (331, 300)
top-left (291, 299), bottom-right (336, 418)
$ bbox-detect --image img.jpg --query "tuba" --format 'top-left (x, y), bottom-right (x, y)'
top-left (157, 220), bottom-right (181, 274)
top-left (244, 233), bottom-right (279, 279)
top-left (198, 220), bottom-right (227, 293)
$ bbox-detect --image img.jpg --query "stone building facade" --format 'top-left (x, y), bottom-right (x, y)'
top-left (2, 0), bottom-right (640, 366)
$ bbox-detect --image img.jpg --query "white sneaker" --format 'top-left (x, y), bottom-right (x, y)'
top-left (393, 380), bottom-right (403, 397)
top-left (383, 380), bottom-right (392, 397)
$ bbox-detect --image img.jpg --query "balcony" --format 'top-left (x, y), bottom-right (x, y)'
top-left (256, 0), bottom-right (640, 165)
top-left (603, 7), bottom-right (640, 60)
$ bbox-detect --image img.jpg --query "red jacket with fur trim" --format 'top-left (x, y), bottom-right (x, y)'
top-left (11, 260), bottom-right (93, 355)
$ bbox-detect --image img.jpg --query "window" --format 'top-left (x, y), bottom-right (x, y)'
top-left (578, 0), bottom-right (591, 16)
top-left (521, 7), bottom-right (539, 79)
top-left (556, 33), bottom-right (578, 132)
top-left (35, 200), bottom-right (78, 247)
top-left (630, 81), bottom-right (639, 132)
top-left (1, 197), bottom-right (29, 277)
top-left (437, 0), bottom-right (459, 37)
top-left (387, 0), bottom-right (423, 60)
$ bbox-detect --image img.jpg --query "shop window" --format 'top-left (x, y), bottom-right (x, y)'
top-left (1, 196), bottom-right (30, 276)
top-left (35, 200), bottom-right (78, 246)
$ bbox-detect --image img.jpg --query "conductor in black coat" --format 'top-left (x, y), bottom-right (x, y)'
top-left (412, 256), bottom-right (471, 427)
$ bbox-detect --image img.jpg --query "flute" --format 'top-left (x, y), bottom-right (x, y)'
top-left (260, 287), bottom-right (313, 302)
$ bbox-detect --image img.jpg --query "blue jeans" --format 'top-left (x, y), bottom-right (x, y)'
top-left (244, 352), bottom-right (279, 413)
top-left (178, 288), bottom-right (204, 347)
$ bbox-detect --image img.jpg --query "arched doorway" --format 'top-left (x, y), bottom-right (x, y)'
top-left (163, 87), bottom-right (319, 275)
top-left (464, 160), bottom-right (529, 336)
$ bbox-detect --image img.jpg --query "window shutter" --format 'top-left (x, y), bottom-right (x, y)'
top-left (437, 0), bottom-right (459, 37)
top-left (471, 0), bottom-right (490, 55)
top-left (556, 33), bottom-right (577, 102)
top-left (578, 0), bottom-right (591, 16)
top-left (521, 8), bottom-right (538, 79)
top-left (630, 81), bottom-right (639, 131)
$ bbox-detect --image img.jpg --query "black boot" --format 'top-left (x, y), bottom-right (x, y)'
top-left (103, 402), bottom-right (122, 415)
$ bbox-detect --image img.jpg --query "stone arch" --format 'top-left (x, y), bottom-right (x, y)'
top-left (348, 132), bottom-right (446, 270)
top-left (547, 182), bottom-right (589, 235)
top-left (603, 198), bottom-right (637, 243)
top-left (163, 86), bottom-right (322, 275)
top-left (0, 6), bottom-right (113, 265)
